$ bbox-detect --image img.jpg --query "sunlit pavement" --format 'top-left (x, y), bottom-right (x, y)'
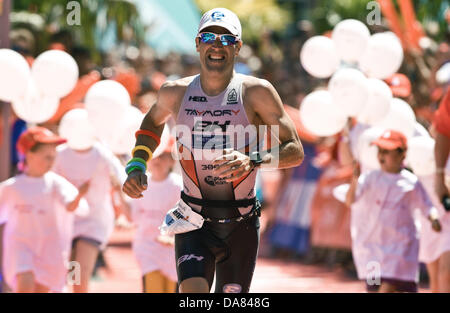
top-left (90, 227), bottom-right (428, 293)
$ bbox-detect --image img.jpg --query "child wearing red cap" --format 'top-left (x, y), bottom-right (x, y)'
top-left (0, 127), bottom-right (89, 292)
top-left (122, 136), bottom-right (181, 293)
top-left (346, 129), bottom-right (441, 293)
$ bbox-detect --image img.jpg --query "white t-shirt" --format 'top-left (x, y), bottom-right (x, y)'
top-left (417, 174), bottom-right (450, 263)
top-left (52, 142), bottom-right (126, 248)
top-left (0, 172), bottom-right (88, 291)
top-left (0, 187), bottom-right (8, 224)
top-left (351, 169), bottom-right (436, 282)
top-left (130, 172), bottom-right (183, 281)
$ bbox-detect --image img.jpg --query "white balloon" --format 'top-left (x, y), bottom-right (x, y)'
top-left (299, 90), bottom-right (348, 137)
top-left (332, 19), bottom-right (370, 63)
top-left (105, 106), bottom-right (144, 155)
top-left (0, 49), bottom-right (31, 102)
top-left (413, 122), bottom-right (430, 137)
top-left (436, 62), bottom-right (450, 85)
top-left (358, 32), bottom-right (404, 79)
top-left (406, 136), bottom-right (435, 176)
top-left (31, 50), bottom-right (79, 98)
top-left (300, 36), bottom-right (340, 78)
top-left (12, 79), bottom-right (59, 124)
top-left (356, 126), bottom-right (384, 171)
top-left (59, 109), bottom-right (96, 150)
top-left (328, 68), bottom-right (370, 117)
top-left (332, 183), bottom-right (350, 203)
top-left (374, 98), bottom-right (416, 138)
top-left (85, 80), bottom-right (131, 145)
top-left (356, 78), bottom-right (392, 125)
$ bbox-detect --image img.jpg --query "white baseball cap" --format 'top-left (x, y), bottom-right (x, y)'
top-left (197, 8), bottom-right (242, 39)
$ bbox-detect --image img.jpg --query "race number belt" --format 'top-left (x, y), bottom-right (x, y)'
top-left (180, 191), bottom-right (261, 223)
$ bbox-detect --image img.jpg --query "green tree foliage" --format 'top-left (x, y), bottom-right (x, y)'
top-left (12, 0), bottom-right (144, 60)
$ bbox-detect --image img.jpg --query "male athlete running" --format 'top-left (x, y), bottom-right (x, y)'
top-left (122, 8), bottom-right (304, 293)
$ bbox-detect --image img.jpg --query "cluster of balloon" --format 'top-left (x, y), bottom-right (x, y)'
top-left (59, 108), bottom-right (96, 151)
top-left (299, 19), bottom-right (412, 139)
top-left (66, 79), bottom-right (145, 154)
top-left (58, 79), bottom-right (148, 154)
top-left (0, 48), bottom-right (146, 156)
top-left (59, 79), bottom-right (146, 153)
top-left (406, 135), bottom-right (436, 177)
top-left (0, 49), bottom-right (78, 124)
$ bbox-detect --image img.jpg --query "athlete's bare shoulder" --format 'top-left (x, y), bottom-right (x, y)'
top-left (157, 75), bottom-right (197, 117)
top-left (159, 75), bottom-right (196, 99)
top-left (240, 74), bottom-right (281, 111)
top-left (163, 75), bottom-right (196, 88)
top-left (241, 74), bottom-right (272, 90)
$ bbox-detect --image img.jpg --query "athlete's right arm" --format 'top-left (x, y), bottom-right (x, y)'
top-left (122, 81), bottom-right (183, 198)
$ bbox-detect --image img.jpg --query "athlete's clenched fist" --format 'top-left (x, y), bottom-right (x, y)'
top-left (212, 148), bottom-right (254, 182)
top-left (122, 170), bottom-right (148, 198)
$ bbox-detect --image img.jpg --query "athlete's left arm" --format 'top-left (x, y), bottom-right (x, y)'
top-left (246, 79), bottom-right (304, 169)
top-left (213, 79), bottom-right (304, 182)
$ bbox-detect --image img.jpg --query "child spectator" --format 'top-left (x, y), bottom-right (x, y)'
top-left (346, 129), bottom-right (441, 292)
top-left (123, 137), bottom-right (181, 293)
top-left (52, 141), bottom-right (126, 293)
top-left (0, 127), bottom-right (88, 292)
top-left (417, 172), bottom-right (450, 292)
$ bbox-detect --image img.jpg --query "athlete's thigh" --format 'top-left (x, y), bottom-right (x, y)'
top-left (214, 216), bottom-right (260, 293)
top-left (175, 228), bottom-right (215, 289)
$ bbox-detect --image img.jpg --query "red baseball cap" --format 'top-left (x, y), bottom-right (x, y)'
top-left (371, 129), bottom-right (408, 150)
top-left (384, 73), bottom-right (411, 98)
top-left (17, 126), bottom-right (67, 154)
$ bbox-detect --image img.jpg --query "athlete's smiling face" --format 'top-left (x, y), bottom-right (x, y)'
top-left (196, 26), bottom-right (241, 73)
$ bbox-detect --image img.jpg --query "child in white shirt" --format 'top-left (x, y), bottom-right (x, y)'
top-left (417, 171), bottom-right (450, 292)
top-left (52, 142), bottom-right (126, 293)
top-left (346, 129), bottom-right (441, 292)
top-left (0, 216), bottom-right (8, 292)
top-left (123, 137), bottom-right (181, 293)
top-left (0, 127), bottom-right (88, 292)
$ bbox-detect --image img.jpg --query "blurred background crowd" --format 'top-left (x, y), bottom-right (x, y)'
top-left (0, 0), bottom-right (449, 291)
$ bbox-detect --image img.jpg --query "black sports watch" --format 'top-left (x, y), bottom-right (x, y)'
top-left (250, 151), bottom-right (264, 169)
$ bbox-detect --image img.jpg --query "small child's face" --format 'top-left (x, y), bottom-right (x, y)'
top-left (25, 143), bottom-right (58, 176)
top-left (377, 147), bottom-right (405, 173)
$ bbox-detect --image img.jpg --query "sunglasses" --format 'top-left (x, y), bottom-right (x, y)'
top-left (197, 32), bottom-right (239, 46)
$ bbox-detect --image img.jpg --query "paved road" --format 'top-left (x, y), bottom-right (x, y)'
top-left (89, 227), bottom-right (427, 293)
